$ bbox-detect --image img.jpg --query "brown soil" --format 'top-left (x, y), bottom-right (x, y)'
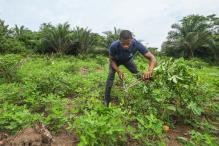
top-left (2, 126), bottom-right (79, 146)
top-left (0, 132), bottom-right (8, 141)
top-left (0, 123), bottom-right (190, 146)
top-left (166, 124), bottom-right (190, 146)
top-left (52, 132), bottom-right (79, 146)
top-left (79, 67), bottom-right (89, 75)
top-left (4, 127), bottom-right (47, 146)
top-left (95, 67), bottom-right (103, 73)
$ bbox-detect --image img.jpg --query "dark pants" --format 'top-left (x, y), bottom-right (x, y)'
top-left (104, 59), bottom-right (139, 106)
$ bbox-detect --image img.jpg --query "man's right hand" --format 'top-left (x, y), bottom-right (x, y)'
top-left (117, 71), bottom-right (125, 80)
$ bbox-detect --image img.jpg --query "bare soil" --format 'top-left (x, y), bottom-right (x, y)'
top-left (166, 124), bottom-right (190, 146)
top-left (1, 126), bottom-right (79, 146)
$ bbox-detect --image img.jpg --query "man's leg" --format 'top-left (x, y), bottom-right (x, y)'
top-left (123, 59), bottom-right (140, 78)
top-left (104, 63), bottom-right (117, 106)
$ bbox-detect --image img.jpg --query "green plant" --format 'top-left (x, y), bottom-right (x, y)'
top-left (161, 14), bottom-right (219, 61)
top-left (102, 27), bottom-right (121, 48)
top-left (0, 103), bottom-right (39, 134)
top-left (73, 99), bottom-right (127, 146)
top-left (43, 94), bottom-right (68, 132)
top-left (70, 26), bottom-right (96, 54)
top-left (155, 59), bottom-right (205, 117)
top-left (178, 130), bottom-right (218, 146)
top-left (121, 58), bottom-right (215, 125)
top-left (0, 83), bottom-right (25, 105)
top-left (0, 54), bottom-right (23, 83)
top-left (134, 113), bottom-right (164, 145)
top-left (39, 22), bottom-right (72, 54)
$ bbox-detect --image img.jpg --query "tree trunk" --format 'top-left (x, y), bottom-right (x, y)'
top-left (188, 46), bottom-right (194, 58)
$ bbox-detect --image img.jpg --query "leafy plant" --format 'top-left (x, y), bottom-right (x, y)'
top-left (39, 22), bottom-right (72, 54)
top-left (0, 103), bottom-right (39, 134)
top-left (43, 94), bottom-right (68, 132)
top-left (73, 99), bottom-right (127, 146)
top-left (71, 26), bottom-right (96, 54)
top-left (0, 54), bottom-right (23, 83)
top-left (178, 130), bottom-right (218, 146)
top-left (134, 113), bottom-right (164, 145)
top-left (102, 27), bottom-right (122, 48)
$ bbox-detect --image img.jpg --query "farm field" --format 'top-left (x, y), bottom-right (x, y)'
top-left (0, 54), bottom-right (218, 145)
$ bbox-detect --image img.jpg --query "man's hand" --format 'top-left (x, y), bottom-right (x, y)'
top-left (118, 71), bottom-right (125, 80)
top-left (143, 51), bottom-right (156, 80)
top-left (143, 70), bottom-right (153, 80)
top-left (109, 57), bottom-right (124, 80)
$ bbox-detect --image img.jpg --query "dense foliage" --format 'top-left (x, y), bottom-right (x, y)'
top-left (161, 14), bottom-right (219, 62)
top-left (0, 53), bottom-right (218, 145)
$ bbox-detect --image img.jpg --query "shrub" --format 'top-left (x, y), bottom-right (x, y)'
top-left (73, 99), bottom-right (127, 146)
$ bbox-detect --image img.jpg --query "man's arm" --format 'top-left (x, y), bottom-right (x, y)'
top-left (143, 51), bottom-right (156, 80)
top-left (109, 56), bottom-right (124, 79)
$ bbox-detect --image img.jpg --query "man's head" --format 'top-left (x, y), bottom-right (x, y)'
top-left (119, 30), bottom-right (133, 49)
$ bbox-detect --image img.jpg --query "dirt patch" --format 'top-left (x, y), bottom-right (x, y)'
top-left (0, 132), bottom-right (8, 141)
top-left (80, 67), bottom-right (89, 75)
top-left (166, 124), bottom-right (190, 146)
top-left (0, 132), bottom-right (8, 146)
top-left (2, 124), bottom-right (79, 146)
top-left (52, 132), bottom-right (79, 146)
top-left (95, 67), bottom-right (103, 73)
top-left (4, 127), bottom-right (47, 146)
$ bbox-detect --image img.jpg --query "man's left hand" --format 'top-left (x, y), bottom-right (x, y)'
top-left (143, 70), bottom-right (153, 80)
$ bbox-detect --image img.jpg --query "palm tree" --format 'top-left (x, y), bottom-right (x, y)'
top-left (72, 26), bottom-right (95, 53)
top-left (13, 25), bottom-right (25, 40)
top-left (162, 15), bottom-right (217, 59)
top-left (103, 27), bottom-right (122, 48)
top-left (40, 22), bottom-right (72, 54)
top-left (12, 25), bottom-right (38, 50)
top-left (0, 19), bottom-right (10, 53)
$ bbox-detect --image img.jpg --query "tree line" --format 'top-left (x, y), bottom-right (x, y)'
top-left (0, 14), bottom-right (218, 62)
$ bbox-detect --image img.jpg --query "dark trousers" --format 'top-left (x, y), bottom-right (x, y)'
top-left (104, 59), bottom-right (139, 106)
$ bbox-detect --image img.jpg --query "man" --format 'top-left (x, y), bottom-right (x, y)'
top-left (104, 30), bottom-right (156, 106)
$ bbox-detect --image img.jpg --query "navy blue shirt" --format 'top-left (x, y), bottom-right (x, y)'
top-left (109, 39), bottom-right (148, 63)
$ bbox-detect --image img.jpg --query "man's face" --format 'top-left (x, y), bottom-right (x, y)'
top-left (120, 39), bottom-right (132, 49)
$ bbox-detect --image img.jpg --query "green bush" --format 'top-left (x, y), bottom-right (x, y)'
top-left (73, 99), bottom-right (127, 146)
top-left (43, 94), bottom-right (68, 132)
top-left (178, 130), bottom-right (218, 146)
top-left (19, 63), bottom-right (74, 96)
top-left (0, 83), bottom-right (24, 105)
top-left (123, 58), bottom-right (215, 124)
top-left (2, 38), bottom-right (28, 54)
top-left (0, 103), bottom-right (39, 134)
top-left (0, 54), bottom-right (23, 83)
top-left (134, 113), bottom-right (164, 145)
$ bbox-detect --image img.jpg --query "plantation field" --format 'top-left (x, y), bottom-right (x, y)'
top-left (0, 53), bottom-right (218, 145)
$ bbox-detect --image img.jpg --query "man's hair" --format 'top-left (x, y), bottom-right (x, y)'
top-left (119, 30), bottom-right (133, 40)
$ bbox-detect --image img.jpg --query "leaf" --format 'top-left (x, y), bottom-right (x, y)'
top-left (173, 76), bottom-right (177, 83)
top-left (187, 101), bottom-right (203, 115)
top-left (166, 105), bottom-right (176, 112)
top-left (177, 136), bottom-right (188, 143)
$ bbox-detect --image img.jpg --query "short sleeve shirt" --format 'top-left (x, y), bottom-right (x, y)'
top-left (109, 39), bottom-right (148, 63)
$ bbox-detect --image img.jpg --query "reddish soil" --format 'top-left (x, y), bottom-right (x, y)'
top-left (166, 125), bottom-right (190, 146)
top-left (1, 126), bottom-right (79, 146)
top-left (79, 67), bottom-right (89, 75)
top-left (95, 67), bottom-right (103, 73)
top-left (0, 122), bottom-right (190, 146)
